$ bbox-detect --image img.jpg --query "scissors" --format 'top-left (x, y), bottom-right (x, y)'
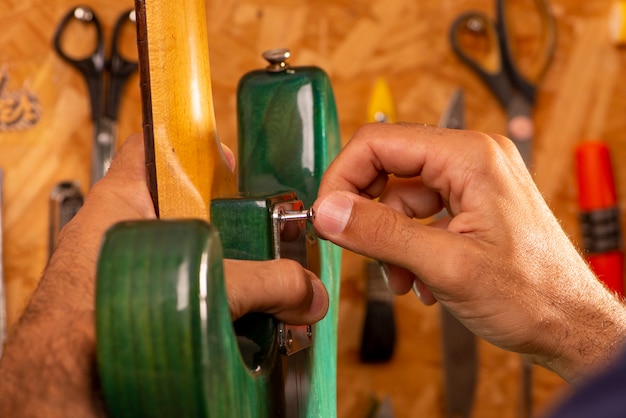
top-left (53, 6), bottom-right (138, 185)
top-left (449, 0), bottom-right (556, 167)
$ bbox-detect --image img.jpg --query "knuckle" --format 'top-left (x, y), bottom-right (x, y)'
top-left (273, 259), bottom-right (311, 309)
top-left (352, 122), bottom-right (378, 140)
top-left (226, 286), bottom-right (245, 320)
top-left (470, 132), bottom-right (514, 169)
top-left (470, 134), bottom-right (503, 163)
top-left (363, 207), bottom-right (409, 252)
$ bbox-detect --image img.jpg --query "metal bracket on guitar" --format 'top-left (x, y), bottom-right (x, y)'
top-left (277, 323), bottom-right (312, 356)
top-left (272, 204), bottom-right (315, 356)
top-left (271, 205), bottom-right (314, 260)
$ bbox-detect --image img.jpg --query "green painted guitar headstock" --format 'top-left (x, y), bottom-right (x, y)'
top-left (237, 48), bottom-right (341, 208)
top-left (235, 49), bottom-right (342, 417)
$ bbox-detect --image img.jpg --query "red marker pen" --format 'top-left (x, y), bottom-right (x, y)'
top-left (575, 140), bottom-right (624, 296)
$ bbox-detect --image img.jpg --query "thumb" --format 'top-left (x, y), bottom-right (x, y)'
top-left (224, 258), bottom-right (329, 325)
top-left (312, 191), bottom-right (472, 296)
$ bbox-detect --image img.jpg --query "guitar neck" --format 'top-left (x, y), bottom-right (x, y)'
top-left (135, 0), bottom-right (236, 219)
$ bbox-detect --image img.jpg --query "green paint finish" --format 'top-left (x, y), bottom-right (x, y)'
top-left (96, 63), bottom-right (343, 417)
top-left (210, 191), bottom-right (297, 261)
top-left (237, 66), bottom-right (342, 208)
top-left (211, 192), bottom-right (300, 386)
top-left (237, 64), bottom-right (342, 417)
top-left (96, 220), bottom-right (283, 417)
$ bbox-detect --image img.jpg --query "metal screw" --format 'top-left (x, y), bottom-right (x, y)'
top-left (286, 329), bottom-right (293, 351)
top-left (466, 16), bottom-right (485, 33)
top-left (277, 207), bottom-right (315, 224)
top-left (74, 6), bottom-right (94, 22)
top-left (263, 48), bottom-right (291, 72)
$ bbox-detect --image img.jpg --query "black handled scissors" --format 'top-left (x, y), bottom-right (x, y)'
top-left (53, 6), bottom-right (138, 185)
top-left (449, 0), bottom-right (556, 167)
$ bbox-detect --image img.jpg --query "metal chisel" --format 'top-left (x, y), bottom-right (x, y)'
top-left (360, 77), bottom-right (398, 363)
top-left (49, 181), bottom-right (84, 256)
top-left (438, 89), bottom-right (478, 418)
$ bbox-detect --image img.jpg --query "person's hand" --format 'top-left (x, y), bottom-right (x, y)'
top-left (312, 123), bottom-right (626, 383)
top-left (0, 133), bottom-right (327, 418)
top-left (49, 133), bottom-right (327, 324)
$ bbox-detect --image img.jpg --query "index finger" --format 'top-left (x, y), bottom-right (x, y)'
top-left (318, 123), bottom-right (445, 197)
top-left (318, 123), bottom-right (520, 203)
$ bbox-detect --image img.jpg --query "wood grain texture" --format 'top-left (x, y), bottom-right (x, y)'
top-left (2, 0), bottom-right (626, 417)
top-left (138, 0), bottom-right (236, 219)
top-left (96, 220), bottom-right (271, 418)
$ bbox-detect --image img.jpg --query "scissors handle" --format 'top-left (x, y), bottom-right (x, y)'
top-left (449, 12), bottom-right (513, 108)
top-left (106, 9), bottom-right (139, 120)
top-left (496, 0), bottom-right (556, 104)
top-left (53, 6), bottom-right (105, 122)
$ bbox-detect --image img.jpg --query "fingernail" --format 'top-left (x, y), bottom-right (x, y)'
top-left (315, 193), bottom-right (353, 235)
top-left (309, 279), bottom-right (329, 319)
top-left (412, 281), bottom-right (421, 299)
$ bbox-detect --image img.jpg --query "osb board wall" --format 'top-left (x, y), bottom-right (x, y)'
top-left (2, 0), bottom-right (626, 417)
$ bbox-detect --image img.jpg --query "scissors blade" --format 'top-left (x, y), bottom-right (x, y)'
top-left (496, 0), bottom-right (556, 103)
top-left (438, 89), bottom-right (479, 418)
top-left (360, 77), bottom-right (397, 364)
top-left (92, 117), bottom-right (117, 185)
top-left (439, 89), bottom-right (465, 129)
top-left (440, 308), bottom-right (478, 418)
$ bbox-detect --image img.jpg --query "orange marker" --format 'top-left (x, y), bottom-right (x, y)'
top-left (575, 140), bottom-right (624, 295)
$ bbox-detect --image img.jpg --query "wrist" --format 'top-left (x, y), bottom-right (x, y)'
top-left (536, 277), bottom-right (626, 384)
top-left (0, 308), bottom-right (105, 417)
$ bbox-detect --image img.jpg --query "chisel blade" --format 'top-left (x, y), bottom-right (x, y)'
top-left (440, 307), bottom-right (478, 418)
top-left (438, 89), bottom-right (478, 418)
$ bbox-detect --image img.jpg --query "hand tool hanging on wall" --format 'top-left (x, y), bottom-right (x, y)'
top-left (450, 3), bottom-right (556, 415)
top-left (53, 6), bottom-right (138, 186)
top-left (49, 6), bottom-right (137, 260)
top-left (438, 89), bottom-right (478, 418)
top-left (48, 181), bottom-right (84, 256)
top-left (449, 0), bottom-right (556, 167)
top-left (368, 396), bottom-right (395, 418)
top-left (575, 141), bottom-right (624, 296)
top-left (359, 77), bottom-right (397, 364)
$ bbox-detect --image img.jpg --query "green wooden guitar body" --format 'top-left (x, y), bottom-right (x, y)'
top-left (97, 219), bottom-right (277, 417)
top-left (237, 64), bottom-right (341, 208)
top-left (96, 61), bottom-right (341, 417)
top-left (237, 62), bottom-right (342, 417)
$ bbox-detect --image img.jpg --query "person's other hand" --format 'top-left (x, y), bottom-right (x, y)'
top-left (48, 133), bottom-right (327, 324)
top-left (0, 134), bottom-right (327, 418)
top-left (312, 123), bottom-right (626, 383)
